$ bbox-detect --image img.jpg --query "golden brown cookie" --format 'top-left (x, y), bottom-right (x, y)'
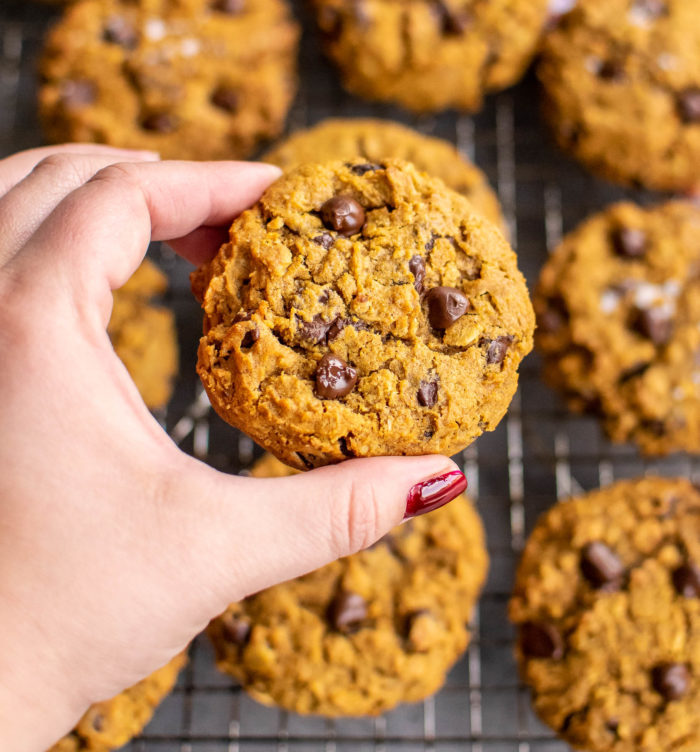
top-left (313, 0), bottom-right (550, 112)
top-left (208, 454), bottom-right (488, 716)
top-left (535, 201), bottom-right (700, 455)
top-left (109, 259), bottom-right (178, 411)
top-left (39, 0), bottom-right (299, 159)
top-left (510, 476), bottom-right (700, 752)
top-left (539, 0), bottom-right (700, 192)
top-left (192, 158), bottom-right (534, 470)
top-left (48, 652), bottom-right (187, 752)
top-left (263, 118), bottom-right (504, 229)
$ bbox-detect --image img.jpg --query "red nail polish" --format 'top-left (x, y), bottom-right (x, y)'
top-left (404, 470), bottom-right (467, 519)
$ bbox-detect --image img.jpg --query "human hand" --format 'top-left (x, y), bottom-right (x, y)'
top-left (0, 144), bottom-right (465, 751)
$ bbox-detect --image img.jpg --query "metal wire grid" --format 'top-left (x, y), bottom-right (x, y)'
top-left (3, 2), bottom-right (700, 750)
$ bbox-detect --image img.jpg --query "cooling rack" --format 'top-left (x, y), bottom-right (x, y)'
top-left (2, 2), bottom-right (699, 750)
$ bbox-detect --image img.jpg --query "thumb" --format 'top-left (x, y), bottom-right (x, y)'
top-left (176, 453), bottom-right (465, 607)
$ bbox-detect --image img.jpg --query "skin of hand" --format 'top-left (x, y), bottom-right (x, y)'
top-left (0, 144), bottom-right (466, 751)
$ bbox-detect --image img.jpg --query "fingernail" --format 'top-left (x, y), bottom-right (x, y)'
top-left (404, 470), bottom-right (467, 520)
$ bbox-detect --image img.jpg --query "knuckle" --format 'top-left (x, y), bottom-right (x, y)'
top-left (332, 475), bottom-right (382, 556)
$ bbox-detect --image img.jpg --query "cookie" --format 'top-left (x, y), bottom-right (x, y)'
top-left (48, 652), bottom-right (187, 752)
top-left (192, 158), bottom-right (534, 470)
top-left (509, 476), bottom-right (700, 752)
top-left (39, 0), bottom-right (299, 160)
top-left (539, 0), bottom-right (700, 192)
top-left (263, 118), bottom-right (504, 230)
top-left (535, 201), bottom-right (700, 455)
top-left (208, 453), bottom-right (488, 716)
top-left (313, 0), bottom-right (550, 113)
top-left (109, 259), bottom-right (178, 411)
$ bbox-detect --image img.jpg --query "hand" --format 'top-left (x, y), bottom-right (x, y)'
top-left (0, 144), bottom-right (465, 751)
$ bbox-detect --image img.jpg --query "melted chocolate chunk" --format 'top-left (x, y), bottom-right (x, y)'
top-left (240, 326), bottom-right (259, 349)
top-left (338, 436), bottom-right (355, 457)
top-left (520, 621), bottom-right (564, 659)
top-left (432, 0), bottom-right (472, 34)
top-left (633, 306), bottom-right (673, 346)
top-left (315, 353), bottom-right (358, 399)
top-left (211, 86), bottom-right (239, 112)
top-left (61, 79), bottom-right (97, 108)
top-left (425, 286), bottom-right (469, 329)
top-left (298, 314), bottom-right (331, 344)
top-left (312, 232), bottom-right (335, 250)
top-left (652, 663), bottom-right (690, 701)
top-left (672, 563), bottom-right (700, 598)
top-left (213, 0), bottom-right (245, 13)
top-left (90, 713), bottom-right (105, 732)
top-left (103, 15), bottom-right (138, 48)
top-left (417, 380), bottom-right (438, 407)
top-left (538, 297), bottom-right (568, 334)
top-left (142, 112), bottom-right (178, 133)
top-left (598, 59), bottom-right (625, 82)
top-left (233, 309), bottom-right (253, 323)
top-left (321, 195), bottom-right (365, 236)
top-left (409, 255), bottom-right (426, 293)
top-left (425, 234), bottom-right (437, 252)
top-left (350, 162), bottom-right (383, 175)
top-left (222, 614), bottom-right (251, 645)
top-left (612, 227), bottom-right (647, 258)
top-left (679, 88), bottom-right (700, 124)
top-left (580, 541), bottom-right (624, 589)
top-left (485, 336), bottom-right (514, 365)
top-left (330, 590), bottom-right (367, 633)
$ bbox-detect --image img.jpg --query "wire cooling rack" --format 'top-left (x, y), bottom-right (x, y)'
top-left (3, 2), bottom-right (700, 750)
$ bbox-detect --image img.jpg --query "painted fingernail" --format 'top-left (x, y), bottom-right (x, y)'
top-left (404, 470), bottom-right (467, 519)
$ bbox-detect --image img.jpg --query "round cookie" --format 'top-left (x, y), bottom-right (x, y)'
top-left (539, 0), bottom-right (700, 192)
top-left (263, 118), bottom-right (504, 230)
top-left (192, 158), bottom-right (534, 470)
top-left (39, 0), bottom-right (299, 160)
top-left (49, 652), bottom-right (187, 752)
top-left (208, 453), bottom-right (488, 716)
top-left (313, 0), bottom-right (550, 113)
top-left (535, 201), bottom-right (700, 455)
top-left (509, 477), bottom-right (700, 752)
top-left (109, 259), bottom-right (178, 411)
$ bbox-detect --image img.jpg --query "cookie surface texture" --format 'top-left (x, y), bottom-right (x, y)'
top-left (535, 201), bottom-right (700, 455)
top-left (208, 454), bottom-right (488, 716)
top-left (193, 158), bottom-right (534, 470)
top-left (539, 0), bottom-right (700, 191)
top-left (510, 476), bottom-right (700, 752)
top-left (39, 0), bottom-right (299, 159)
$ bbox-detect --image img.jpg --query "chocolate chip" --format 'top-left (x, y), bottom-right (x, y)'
top-left (425, 234), bottom-right (436, 252)
top-left (409, 256), bottom-right (426, 294)
top-left (520, 621), bottom-right (564, 659)
top-left (613, 227), bottom-right (647, 258)
top-left (320, 195), bottom-right (365, 236)
top-left (211, 86), bottom-right (239, 112)
top-left (312, 232), bottom-right (335, 250)
top-left (240, 327), bottom-right (259, 349)
top-left (222, 614), bottom-right (251, 645)
top-left (678, 88), bottom-right (700, 123)
top-left (330, 590), bottom-right (367, 633)
top-left (432, 1), bottom-right (472, 34)
top-left (103, 16), bottom-right (138, 48)
top-left (327, 317), bottom-right (349, 342)
top-left (298, 314), bottom-right (331, 344)
top-left (142, 112), bottom-right (178, 133)
top-left (425, 286), bottom-right (469, 329)
top-left (598, 59), bottom-right (625, 82)
top-left (538, 297), bottom-right (568, 334)
top-left (213, 0), bottom-right (245, 12)
top-left (314, 353), bottom-right (357, 399)
top-left (233, 309), bottom-right (253, 323)
top-left (580, 542), bottom-right (624, 589)
top-left (485, 336), bottom-right (514, 365)
top-left (652, 663), bottom-right (690, 701)
top-left (296, 452), bottom-right (316, 470)
top-left (673, 563), bottom-right (700, 597)
top-left (633, 307), bottom-right (673, 346)
top-left (417, 380), bottom-right (438, 407)
top-left (338, 436), bottom-right (354, 457)
top-left (350, 163), bottom-right (382, 175)
top-left (90, 713), bottom-right (105, 732)
top-left (61, 79), bottom-right (96, 108)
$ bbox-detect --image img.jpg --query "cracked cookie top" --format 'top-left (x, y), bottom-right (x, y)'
top-left (192, 159), bottom-right (534, 469)
top-left (39, 0), bottom-right (299, 160)
top-left (535, 201), bottom-right (700, 456)
top-left (510, 476), bottom-right (700, 752)
top-left (207, 454), bottom-right (488, 716)
top-left (539, 0), bottom-right (700, 191)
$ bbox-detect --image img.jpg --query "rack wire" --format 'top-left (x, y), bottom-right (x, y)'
top-left (3, 2), bottom-right (700, 750)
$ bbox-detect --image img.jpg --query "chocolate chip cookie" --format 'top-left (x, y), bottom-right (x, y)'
top-left (208, 453), bottom-right (488, 716)
top-left (49, 652), bottom-right (187, 752)
top-left (109, 259), bottom-right (178, 411)
top-left (263, 118), bottom-right (504, 229)
top-left (536, 201), bottom-right (700, 455)
top-left (539, 0), bottom-right (700, 191)
top-left (39, 0), bottom-right (299, 160)
top-left (192, 158), bottom-right (534, 470)
top-left (313, 0), bottom-right (550, 113)
top-left (510, 476), bottom-right (700, 752)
